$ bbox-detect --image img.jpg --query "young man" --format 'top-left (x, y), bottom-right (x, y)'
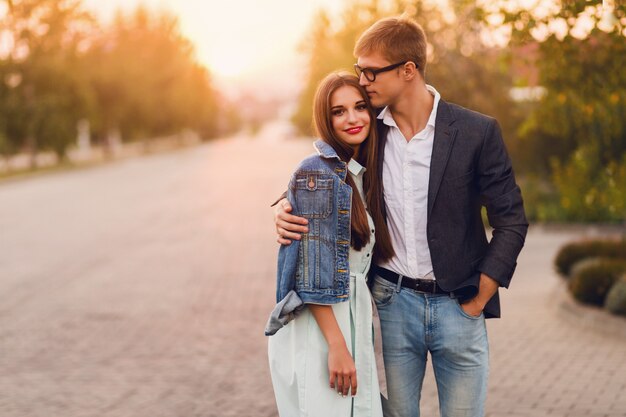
top-left (274, 16), bottom-right (528, 417)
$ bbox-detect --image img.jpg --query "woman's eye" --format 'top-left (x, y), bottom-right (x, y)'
top-left (356, 104), bottom-right (367, 111)
top-left (332, 109), bottom-right (344, 116)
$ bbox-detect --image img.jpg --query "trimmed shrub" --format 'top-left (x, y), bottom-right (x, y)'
top-left (569, 257), bottom-right (604, 279)
top-left (554, 239), bottom-right (626, 277)
top-left (568, 258), bottom-right (626, 306)
top-left (605, 275), bottom-right (626, 317)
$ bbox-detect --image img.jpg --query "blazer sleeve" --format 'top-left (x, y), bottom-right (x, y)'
top-left (476, 119), bottom-right (529, 288)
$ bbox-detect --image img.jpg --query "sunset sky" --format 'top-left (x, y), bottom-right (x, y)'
top-left (83, 0), bottom-right (346, 97)
top-left (80, 0), bottom-right (586, 99)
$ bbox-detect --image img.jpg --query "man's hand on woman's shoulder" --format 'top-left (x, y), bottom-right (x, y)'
top-left (275, 198), bottom-right (309, 245)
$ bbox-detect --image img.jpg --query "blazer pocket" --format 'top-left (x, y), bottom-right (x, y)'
top-left (471, 256), bottom-right (483, 270)
top-left (447, 170), bottom-right (475, 189)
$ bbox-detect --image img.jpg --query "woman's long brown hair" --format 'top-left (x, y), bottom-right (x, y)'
top-left (312, 72), bottom-right (394, 261)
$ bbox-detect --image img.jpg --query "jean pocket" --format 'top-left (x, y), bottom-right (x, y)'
top-left (370, 276), bottom-right (396, 308)
top-left (454, 298), bottom-right (484, 320)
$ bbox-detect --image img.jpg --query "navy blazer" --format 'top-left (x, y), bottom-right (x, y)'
top-left (375, 100), bottom-right (528, 318)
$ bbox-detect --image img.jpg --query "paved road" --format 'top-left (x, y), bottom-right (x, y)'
top-left (1, 137), bottom-right (624, 417)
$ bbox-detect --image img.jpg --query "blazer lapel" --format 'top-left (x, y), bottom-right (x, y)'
top-left (428, 100), bottom-right (457, 218)
top-left (376, 119), bottom-right (389, 221)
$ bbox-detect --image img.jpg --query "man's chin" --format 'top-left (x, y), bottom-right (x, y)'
top-left (369, 97), bottom-right (385, 108)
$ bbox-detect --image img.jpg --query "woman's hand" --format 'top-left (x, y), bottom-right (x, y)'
top-left (328, 342), bottom-right (357, 397)
top-left (308, 304), bottom-right (357, 397)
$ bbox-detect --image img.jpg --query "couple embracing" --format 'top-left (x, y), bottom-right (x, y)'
top-left (265, 15), bottom-right (528, 417)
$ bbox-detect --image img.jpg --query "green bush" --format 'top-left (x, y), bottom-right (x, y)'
top-left (551, 150), bottom-right (626, 222)
top-left (554, 239), bottom-right (626, 276)
top-left (569, 257), bottom-right (604, 278)
top-left (605, 275), bottom-right (626, 317)
top-left (569, 258), bottom-right (626, 306)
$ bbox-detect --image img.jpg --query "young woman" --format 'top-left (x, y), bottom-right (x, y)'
top-left (265, 72), bottom-right (394, 417)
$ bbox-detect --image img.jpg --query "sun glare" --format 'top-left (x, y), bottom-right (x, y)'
top-left (83, 0), bottom-right (341, 90)
top-left (206, 48), bottom-right (254, 80)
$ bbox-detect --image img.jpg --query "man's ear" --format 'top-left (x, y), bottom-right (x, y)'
top-left (403, 61), bottom-right (418, 81)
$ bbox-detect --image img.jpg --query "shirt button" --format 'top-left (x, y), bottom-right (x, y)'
top-left (371, 229), bottom-right (375, 233)
top-left (366, 253), bottom-right (370, 257)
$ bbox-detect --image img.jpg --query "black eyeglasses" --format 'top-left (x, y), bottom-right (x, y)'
top-left (354, 61), bottom-right (412, 82)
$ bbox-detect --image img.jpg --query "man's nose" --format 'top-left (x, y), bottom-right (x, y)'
top-left (358, 72), bottom-right (369, 86)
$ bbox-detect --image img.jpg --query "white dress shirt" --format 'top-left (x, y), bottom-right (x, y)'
top-left (377, 85), bottom-right (440, 280)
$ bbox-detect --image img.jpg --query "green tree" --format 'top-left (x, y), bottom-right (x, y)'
top-left (0, 0), bottom-right (94, 165)
top-left (494, 0), bottom-right (626, 220)
top-left (296, 0), bottom-right (626, 222)
top-left (84, 7), bottom-right (219, 145)
top-left (292, 0), bottom-right (519, 140)
top-left (291, 7), bottom-right (368, 135)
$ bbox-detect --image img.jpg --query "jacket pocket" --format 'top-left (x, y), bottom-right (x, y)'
top-left (294, 174), bottom-right (333, 218)
top-left (446, 169), bottom-right (475, 189)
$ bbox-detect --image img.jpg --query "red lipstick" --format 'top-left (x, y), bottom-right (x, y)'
top-left (345, 126), bottom-right (363, 135)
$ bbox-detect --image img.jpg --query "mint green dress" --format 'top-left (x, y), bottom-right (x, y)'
top-left (268, 159), bottom-right (383, 417)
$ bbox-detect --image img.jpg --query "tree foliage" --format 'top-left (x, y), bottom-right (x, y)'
top-left (493, 0), bottom-right (626, 221)
top-left (291, 0), bottom-right (520, 143)
top-left (84, 7), bottom-right (219, 143)
top-left (294, 0), bottom-right (626, 222)
top-left (0, 0), bottom-right (94, 162)
top-left (0, 0), bottom-right (227, 164)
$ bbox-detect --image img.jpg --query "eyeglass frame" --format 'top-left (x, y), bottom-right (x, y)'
top-left (353, 61), bottom-right (415, 82)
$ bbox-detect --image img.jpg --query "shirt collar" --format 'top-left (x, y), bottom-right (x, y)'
top-left (347, 158), bottom-right (365, 176)
top-left (377, 84), bottom-right (441, 130)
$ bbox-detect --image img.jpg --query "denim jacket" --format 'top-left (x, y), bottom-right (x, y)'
top-left (265, 140), bottom-right (353, 336)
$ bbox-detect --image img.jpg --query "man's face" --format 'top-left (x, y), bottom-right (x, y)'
top-left (356, 52), bottom-right (404, 108)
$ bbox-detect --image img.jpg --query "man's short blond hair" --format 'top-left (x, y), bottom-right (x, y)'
top-left (354, 16), bottom-right (427, 77)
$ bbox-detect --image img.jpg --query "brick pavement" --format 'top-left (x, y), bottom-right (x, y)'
top-left (0, 137), bottom-right (624, 417)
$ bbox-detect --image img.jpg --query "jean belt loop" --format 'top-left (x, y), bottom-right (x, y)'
top-left (395, 275), bottom-right (403, 293)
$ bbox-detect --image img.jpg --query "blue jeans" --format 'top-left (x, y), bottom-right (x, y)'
top-left (371, 275), bottom-right (489, 417)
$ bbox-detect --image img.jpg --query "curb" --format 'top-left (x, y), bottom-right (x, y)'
top-left (531, 222), bottom-right (626, 237)
top-left (554, 280), bottom-right (626, 340)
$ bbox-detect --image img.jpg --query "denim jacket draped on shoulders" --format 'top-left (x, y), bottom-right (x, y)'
top-left (265, 140), bottom-right (353, 336)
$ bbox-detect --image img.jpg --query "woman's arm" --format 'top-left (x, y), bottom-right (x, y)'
top-left (309, 305), bottom-right (357, 397)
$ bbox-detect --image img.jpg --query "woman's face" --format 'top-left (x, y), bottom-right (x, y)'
top-left (329, 85), bottom-right (371, 151)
